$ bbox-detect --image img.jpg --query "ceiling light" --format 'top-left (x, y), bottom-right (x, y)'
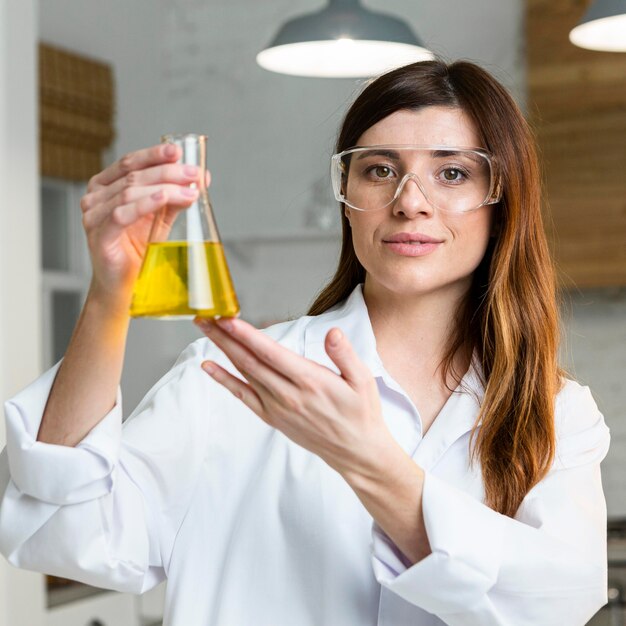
top-left (570, 0), bottom-right (626, 52)
top-left (257, 0), bottom-right (433, 78)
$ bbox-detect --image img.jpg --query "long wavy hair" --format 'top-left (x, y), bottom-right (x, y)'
top-left (308, 60), bottom-right (561, 517)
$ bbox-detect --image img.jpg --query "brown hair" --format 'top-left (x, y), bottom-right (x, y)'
top-left (308, 60), bottom-right (561, 517)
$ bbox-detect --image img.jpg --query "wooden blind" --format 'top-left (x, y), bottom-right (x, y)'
top-left (39, 42), bottom-right (115, 181)
top-left (527, 0), bottom-right (626, 288)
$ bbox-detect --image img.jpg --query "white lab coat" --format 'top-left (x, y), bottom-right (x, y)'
top-left (0, 285), bottom-right (610, 625)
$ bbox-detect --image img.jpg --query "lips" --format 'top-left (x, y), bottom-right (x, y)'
top-left (381, 232), bottom-right (443, 258)
top-left (382, 232), bottom-right (443, 244)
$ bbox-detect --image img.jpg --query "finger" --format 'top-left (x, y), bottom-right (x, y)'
top-left (88, 163), bottom-right (205, 210)
top-left (196, 320), bottom-right (298, 400)
top-left (111, 188), bottom-right (197, 227)
top-left (84, 184), bottom-right (199, 231)
top-left (91, 190), bottom-right (174, 243)
top-left (85, 190), bottom-right (169, 252)
top-left (324, 328), bottom-right (369, 388)
top-left (90, 143), bottom-right (182, 189)
top-left (206, 317), bottom-right (313, 384)
top-left (201, 360), bottom-right (265, 415)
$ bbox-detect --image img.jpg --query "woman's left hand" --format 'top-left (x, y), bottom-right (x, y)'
top-left (194, 317), bottom-right (395, 478)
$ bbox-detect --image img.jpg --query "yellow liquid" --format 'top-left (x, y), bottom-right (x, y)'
top-left (130, 241), bottom-right (240, 319)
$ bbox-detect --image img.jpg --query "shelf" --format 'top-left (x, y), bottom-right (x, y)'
top-left (222, 229), bottom-right (341, 264)
top-left (223, 229), bottom-right (340, 245)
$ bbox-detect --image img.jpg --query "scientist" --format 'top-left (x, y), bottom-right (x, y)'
top-left (0, 59), bottom-right (610, 625)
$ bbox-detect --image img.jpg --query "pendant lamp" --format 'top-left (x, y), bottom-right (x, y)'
top-left (569, 0), bottom-right (626, 52)
top-left (256, 0), bottom-right (433, 78)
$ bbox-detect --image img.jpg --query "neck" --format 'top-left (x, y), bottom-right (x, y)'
top-left (363, 276), bottom-right (471, 381)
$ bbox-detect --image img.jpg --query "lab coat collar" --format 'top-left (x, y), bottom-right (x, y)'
top-left (303, 283), bottom-right (484, 395)
top-left (303, 284), bottom-right (385, 378)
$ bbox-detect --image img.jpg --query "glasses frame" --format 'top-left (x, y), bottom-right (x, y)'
top-left (330, 144), bottom-right (502, 213)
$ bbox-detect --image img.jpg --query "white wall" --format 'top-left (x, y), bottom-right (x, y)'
top-left (0, 1), bottom-right (47, 624)
top-left (38, 0), bottom-right (167, 159)
top-left (561, 290), bottom-right (626, 518)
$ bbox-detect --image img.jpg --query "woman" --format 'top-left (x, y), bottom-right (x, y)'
top-left (0, 60), bottom-right (610, 625)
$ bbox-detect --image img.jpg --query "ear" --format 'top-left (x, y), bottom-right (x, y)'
top-left (344, 206), bottom-right (352, 227)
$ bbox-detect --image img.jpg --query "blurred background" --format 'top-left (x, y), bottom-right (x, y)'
top-left (0, 0), bottom-right (624, 624)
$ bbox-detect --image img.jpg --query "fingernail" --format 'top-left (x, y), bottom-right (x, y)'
top-left (202, 361), bottom-right (216, 375)
top-left (182, 187), bottom-right (198, 198)
top-left (329, 329), bottom-right (342, 347)
top-left (164, 144), bottom-right (177, 158)
top-left (184, 165), bottom-right (198, 177)
top-left (194, 316), bottom-right (210, 329)
top-left (151, 190), bottom-right (164, 201)
top-left (217, 318), bottom-right (234, 332)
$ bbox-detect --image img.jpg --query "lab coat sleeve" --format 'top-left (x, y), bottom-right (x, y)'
top-left (371, 380), bottom-right (611, 626)
top-left (0, 338), bottom-right (218, 594)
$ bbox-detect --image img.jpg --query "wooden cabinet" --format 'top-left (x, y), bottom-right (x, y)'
top-left (527, 0), bottom-right (626, 288)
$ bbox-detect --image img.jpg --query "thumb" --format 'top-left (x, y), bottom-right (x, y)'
top-left (325, 328), bottom-right (367, 387)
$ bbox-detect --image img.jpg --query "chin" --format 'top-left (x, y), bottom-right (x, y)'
top-left (367, 270), bottom-right (473, 300)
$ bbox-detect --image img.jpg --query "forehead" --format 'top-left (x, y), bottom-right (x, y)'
top-left (356, 106), bottom-right (481, 148)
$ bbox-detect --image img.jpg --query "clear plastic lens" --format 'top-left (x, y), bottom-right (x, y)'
top-left (331, 145), bottom-right (499, 213)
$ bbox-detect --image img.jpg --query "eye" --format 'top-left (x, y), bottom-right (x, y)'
top-left (439, 166), bottom-right (468, 183)
top-left (367, 165), bottom-right (394, 180)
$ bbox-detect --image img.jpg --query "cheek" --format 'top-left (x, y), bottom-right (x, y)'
top-left (346, 211), bottom-right (378, 244)
top-left (447, 210), bottom-right (494, 265)
top-left (346, 212), bottom-right (384, 270)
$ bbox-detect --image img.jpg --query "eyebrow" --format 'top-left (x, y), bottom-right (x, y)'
top-left (431, 149), bottom-right (482, 163)
top-left (355, 149), bottom-right (400, 160)
top-left (354, 148), bottom-right (481, 162)
top-left (432, 149), bottom-right (462, 158)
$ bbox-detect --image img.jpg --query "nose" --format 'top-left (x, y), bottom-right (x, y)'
top-left (391, 173), bottom-right (434, 218)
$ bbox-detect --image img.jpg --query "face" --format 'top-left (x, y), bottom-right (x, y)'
top-left (344, 106), bottom-right (495, 303)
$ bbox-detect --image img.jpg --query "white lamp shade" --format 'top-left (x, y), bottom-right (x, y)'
top-left (570, 0), bottom-right (626, 52)
top-left (257, 39), bottom-right (433, 78)
top-left (257, 0), bottom-right (433, 78)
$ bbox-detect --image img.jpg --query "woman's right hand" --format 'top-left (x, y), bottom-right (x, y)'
top-left (80, 143), bottom-right (206, 308)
